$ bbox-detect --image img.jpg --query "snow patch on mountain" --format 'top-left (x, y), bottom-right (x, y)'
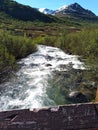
top-left (58, 5), bottom-right (67, 12)
top-left (38, 8), bottom-right (55, 15)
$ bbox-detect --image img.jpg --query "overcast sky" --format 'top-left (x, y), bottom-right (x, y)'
top-left (15, 0), bottom-right (98, 15)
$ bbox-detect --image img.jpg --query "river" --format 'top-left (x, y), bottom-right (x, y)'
top-left (0, 45), bottom-right (86, 111)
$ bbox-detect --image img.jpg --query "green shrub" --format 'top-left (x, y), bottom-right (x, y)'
top-left (0, 30), bottom-right (37, 77)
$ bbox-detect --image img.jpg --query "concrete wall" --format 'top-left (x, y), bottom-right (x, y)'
top-left (0, 103), bottom-right (98, 130)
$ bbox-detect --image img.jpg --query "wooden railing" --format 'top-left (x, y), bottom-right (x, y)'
top-left (0, 103), bottom-right (98, 130)
top-left (96, 86), bottom-right (98, 102)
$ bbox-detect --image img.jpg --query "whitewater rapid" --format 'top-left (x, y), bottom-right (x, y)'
top-left (0, 45), bottom-right (85, 111)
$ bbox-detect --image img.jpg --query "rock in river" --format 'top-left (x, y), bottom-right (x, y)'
top-left (67, 91), bottom-right (88, 103)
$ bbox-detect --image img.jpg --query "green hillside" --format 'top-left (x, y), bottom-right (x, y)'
top-left (0, 0), bottom-right (54, 22)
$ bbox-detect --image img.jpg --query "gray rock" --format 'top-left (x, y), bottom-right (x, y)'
top-left (67, 91), bottom-right (88, 103)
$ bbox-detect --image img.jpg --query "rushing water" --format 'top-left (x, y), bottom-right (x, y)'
top-left (0, 45), bottom-right (85, 111)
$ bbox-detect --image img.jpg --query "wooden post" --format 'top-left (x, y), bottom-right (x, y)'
top-left (95, 86), bottom-right (98, 102)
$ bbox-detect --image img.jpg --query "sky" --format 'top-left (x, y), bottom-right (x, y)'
top-left (15, 0), bottom-right (98, 16)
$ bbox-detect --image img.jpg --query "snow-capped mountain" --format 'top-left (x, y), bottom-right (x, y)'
top-left (55, 3), bottom-right (96, 18)
top-left (38, 3), bottom-right (96, 18)
top-left (37, 5), bottom-right (68, 15)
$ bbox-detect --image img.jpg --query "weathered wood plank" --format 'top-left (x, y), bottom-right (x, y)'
top-left (0, 103), bottom-right (98, 130)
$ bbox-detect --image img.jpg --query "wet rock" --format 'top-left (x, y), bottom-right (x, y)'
top-left (67, 91), bottom-right (88, 103)
top-left (18, 62), bottom-right (25, 66)
top-left (46, 55), bottom-right (53, 60)
top-left (45, 64), bottom-right (52, 67)
top-left (30, 63), bottom-right (39, 67)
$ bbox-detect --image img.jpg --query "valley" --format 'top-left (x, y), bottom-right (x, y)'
top-left (0, 0), bottom-right (98, 110)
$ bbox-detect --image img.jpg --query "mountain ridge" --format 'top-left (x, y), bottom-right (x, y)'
top-left (0, 0), bottom-right (54, 22)
top-left (38, 3), bottom-right (97, 19)
top-left (56, 3), bottom-right (96, 18)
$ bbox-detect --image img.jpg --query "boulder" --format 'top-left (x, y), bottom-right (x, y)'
top-left (67, 91), bottom-right (88, 103)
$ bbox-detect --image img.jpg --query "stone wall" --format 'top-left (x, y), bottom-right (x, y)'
top-left (0, 103), bottom-right (98, 130)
